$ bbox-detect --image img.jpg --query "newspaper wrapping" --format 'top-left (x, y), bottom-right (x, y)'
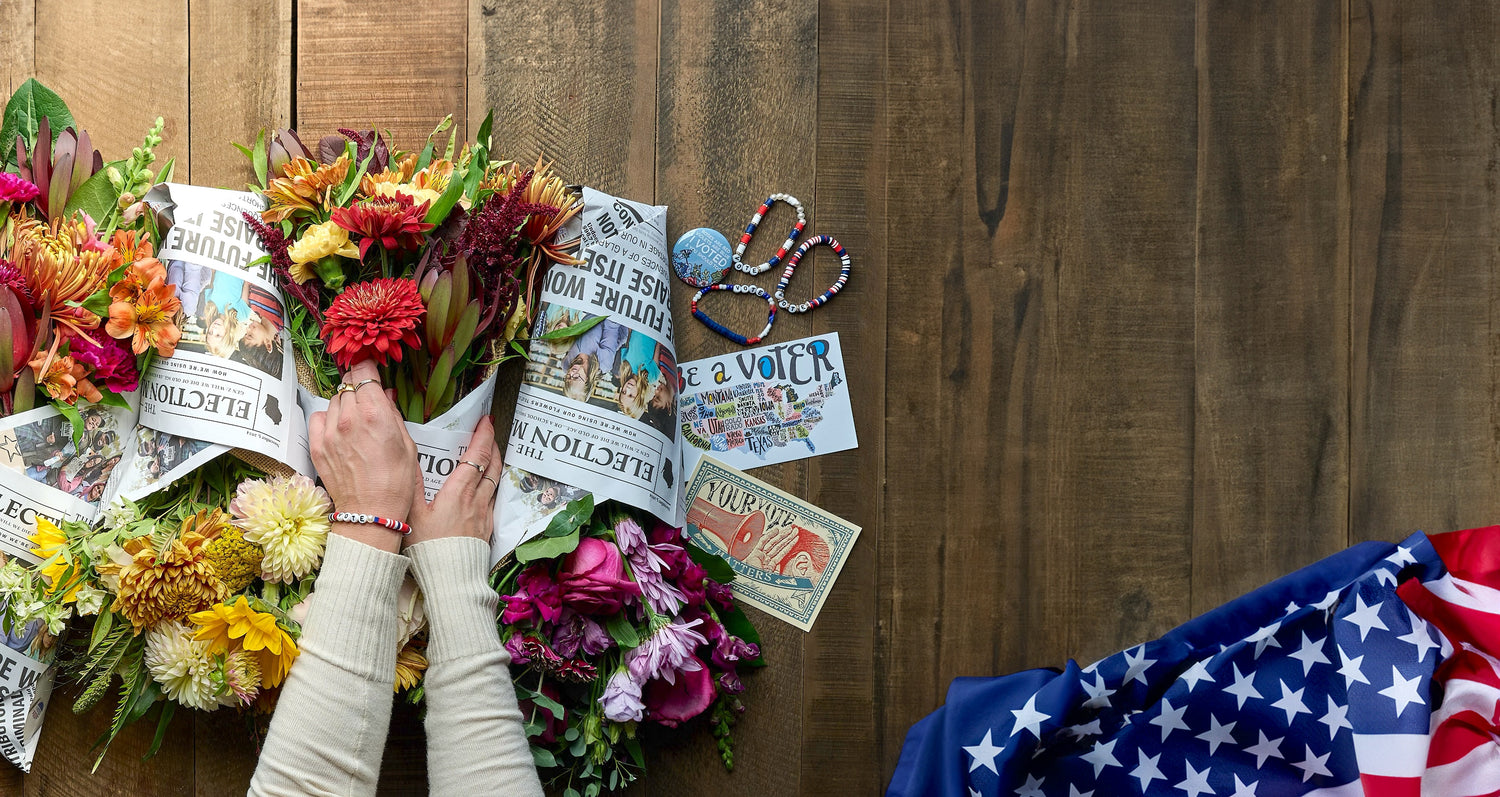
top-left (492, 189), bottom-right (682, 562)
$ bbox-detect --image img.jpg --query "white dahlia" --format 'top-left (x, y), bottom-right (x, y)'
top-left (144, 620), bottom-right (222, 711)
top-left (230, 474), bottom-right (333, 583)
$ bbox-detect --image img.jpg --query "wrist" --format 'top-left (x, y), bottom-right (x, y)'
top-left (331, 521), bottom-right (403, 554)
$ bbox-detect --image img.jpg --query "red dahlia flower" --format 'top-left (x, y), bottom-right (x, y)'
top-left (330, 194), bottom-right (434, 259)
top-left (320, 278), bottom-right (425, 369)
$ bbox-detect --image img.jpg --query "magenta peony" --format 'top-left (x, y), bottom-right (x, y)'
top-left (643, 657), bottom-right (715, 727)
top-left (71, 334), bottom-right (141, 393)
top-left (558, 538), bottom-right (640, 615)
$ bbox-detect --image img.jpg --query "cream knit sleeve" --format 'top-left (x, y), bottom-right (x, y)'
top-left (249, 533), bottom-right (409, 797)
top-left (406, 537), bottom-right (544, 797)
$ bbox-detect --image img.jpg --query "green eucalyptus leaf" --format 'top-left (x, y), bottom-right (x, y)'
top-left (1, 78), bottom-right (73, 169)
top-left (543, 495), bottom-right (593, 538)
top-left (530, 745), bottom-right (557, 769)
top-left (515, 528), bottom-right (580, 564)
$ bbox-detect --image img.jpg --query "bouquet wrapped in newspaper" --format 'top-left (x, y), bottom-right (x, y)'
top-left (0, 78), bottom-right (187, 770)
top-left (238, 116), bottom-right (580, 424)
top-left (490, 190), bottom-right (762, 790)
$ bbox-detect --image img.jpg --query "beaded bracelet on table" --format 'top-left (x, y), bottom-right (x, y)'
top-left (774, 234), bottom-right (851, 313)
top-left (732, 193), bottom-right (806, 276)
top-left (691, 283), bottom-right (778, 346)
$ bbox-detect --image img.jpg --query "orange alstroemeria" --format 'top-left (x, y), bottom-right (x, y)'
top-left (28, 352), bottom-right (101, 404)
top-left (107, 279), bottom-right (182, 356)
top-left (108, 258), bottom-right (169, 304)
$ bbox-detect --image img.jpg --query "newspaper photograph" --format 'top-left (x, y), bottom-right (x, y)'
top-left (136, 184), bottom-right (311, 475)
top-left (494, 189), bottom-right (681, 560)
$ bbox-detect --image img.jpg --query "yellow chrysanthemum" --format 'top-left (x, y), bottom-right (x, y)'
top-left (188, 595), bottom-right (299, 688)
top-left (99, 525), bottom-right (227, 632)
top-left (27, 518), bottom-right (80, 603)
top-left (285, 220), bottom-right (359, 283)
top-left (204, 525), bottom-right (264, 593)
top-left (230, 474), bottom-right (332, 583)
top-left (394, 641), bottom-right (427, 693)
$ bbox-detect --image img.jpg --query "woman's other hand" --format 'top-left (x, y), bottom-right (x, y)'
top-left (406, 416), bottom-right (502, 547)
top-left (308, 360), bottom-right (419, 552)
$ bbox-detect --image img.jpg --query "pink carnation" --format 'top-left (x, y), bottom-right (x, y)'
top-left (0, 173), bottom-right (39, 203)
top-left (71, 335), bottom-right (140, 393)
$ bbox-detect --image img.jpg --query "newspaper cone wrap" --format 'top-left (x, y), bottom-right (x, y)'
top-left (492, 188), bottom-right (682, 563)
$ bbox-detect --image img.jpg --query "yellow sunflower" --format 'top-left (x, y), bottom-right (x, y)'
top-left (188, 595), bottom-right (299, 688)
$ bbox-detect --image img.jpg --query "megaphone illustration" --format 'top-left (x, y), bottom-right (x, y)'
top-left (687, 498), bottom-right (764, 560)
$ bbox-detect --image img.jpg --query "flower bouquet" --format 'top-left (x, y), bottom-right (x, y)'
top-left (493, 496), bottom-right (764, 793)
top-left (237, 115), bottom-right (582, 421)
top-left (16, 457), bottom-right (430, 767)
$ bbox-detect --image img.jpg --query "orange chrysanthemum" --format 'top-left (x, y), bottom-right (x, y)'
top-left (262, 156), bottom-right (350, 222)
top-left (7, 211), bottom-right (116, 338)
top-left (511, 156), bottom-right (583, 267)
top-left (99, 519), bottom-right (228, 632)
top-left (320, 278), bottom-right (425, 370)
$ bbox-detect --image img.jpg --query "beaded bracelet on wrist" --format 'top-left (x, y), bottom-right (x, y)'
top-left (690, 283), bottom-right (777, 346)
top-left (774, 234), bottom-right (851, 313)
top-left (328, 511), bottom-right (412, 536)
top-left (731, 193), bottom-right (806, 276)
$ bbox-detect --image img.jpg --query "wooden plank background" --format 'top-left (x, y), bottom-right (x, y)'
top-left (1, 0), bottom-right (1494, 793)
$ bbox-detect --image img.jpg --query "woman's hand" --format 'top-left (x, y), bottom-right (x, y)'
top-left (308, 361), bottom-right (419, 552)
top-left (406, 415), bottom-right (502, 547)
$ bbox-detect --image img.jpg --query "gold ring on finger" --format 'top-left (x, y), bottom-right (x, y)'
top-left (458, 459), bottom-right (486, 476)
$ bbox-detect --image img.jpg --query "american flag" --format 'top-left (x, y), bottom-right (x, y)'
top-left (887, 526), bottom-right (1500, 797)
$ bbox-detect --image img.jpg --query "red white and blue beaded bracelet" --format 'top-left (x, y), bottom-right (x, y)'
top-left (775, 234), bottom-right (851, 313)
top-left (690, 283), bottom-right (777, 346)
top-left (328, 512), bottom-right (412, 536)
top-left (732, 193), bottom-right (806, 276)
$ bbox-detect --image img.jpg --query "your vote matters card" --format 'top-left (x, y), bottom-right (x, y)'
top-left (682, 457), bottom-right (860, 631)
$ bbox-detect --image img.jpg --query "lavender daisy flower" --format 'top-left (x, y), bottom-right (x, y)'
top-left (626, 618), bottom-right (707, 684)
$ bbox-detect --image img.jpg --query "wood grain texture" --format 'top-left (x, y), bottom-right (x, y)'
top-left (296, 0), bottom-right (467, 149)
top-left (33, 0), bottom-right (189, 181)
top-left (1349, 0), bottom-right (1500, 542)
top-left (1191, 0), bottom-right (1350, 611)
top-left (800, 0), bottom-right (885, 790)
top-left (0, 0), bottom-right (32, 96)
top-left (645, 0), bottom-right (818, 793)
top-left (24, 684), bottom-right (195, 797)
top-left (188, 0), bottom-right (293, 189)
top-left (468, 0), bottom-right (657, 198)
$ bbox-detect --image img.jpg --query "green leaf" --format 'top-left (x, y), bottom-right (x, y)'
top-left (62, 167), bottom-right (121, 223)
top-left (605, 614), bottom-right (640, 648)
top-left (529, 691), bottom-right (564, 718)
top-left (251, 128), bottom-right (268, 188)
top-left (718, 605), bottom-right (766, 668)
top-left (625, 736), bottom-right (645, 768)
top-left (80, 287), bottom-right (111, 318)
top-left (1, 78), bottom-right (73, 170)
top-left (88, 610), bottom-right (115, 651)
top-left (156, 157), bottom-right (175, 185)
top-left (515, 528), bottom-right (580, 564)
top-left (530, 745), bottom-right (557, 769)
top-left (414, 141), bottom-right (435, 173)
top-left (685, 541), bottom-right (736, 584)
top-left (543, 494), bottom-right (593, 538)
top-left (335, 144), bottom-right (376, 206)
top-left (94, 391), bottom-right (130, 410)
top-left (423, 158), bottom-right (468, 226)
top-left (143, 700), bottom-right (175, 759)
top-left (538, 313), bottom-right (607, 341)
top-left (54, 399), bottom-right (84, 447)
top-left (476, 109), bottom-right (494, 154)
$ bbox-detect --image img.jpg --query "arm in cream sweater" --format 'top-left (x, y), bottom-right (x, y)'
top-left (407, 536), bottom-right (544, 797)
top-left (248, 533), bottom-right (408, 797)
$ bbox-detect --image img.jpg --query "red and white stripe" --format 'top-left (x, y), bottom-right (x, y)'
top-left (1397, 525), bottom-right (1500, 797)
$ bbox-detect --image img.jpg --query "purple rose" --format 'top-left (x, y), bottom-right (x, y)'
top-left (643, 656), bottom-right (715, 727)
top-left (559, 538), bottom-right (640, 615)
top-left (551, 610), bottom-right (614, 658)
top-left (71, 335), bottom-right (140, 393)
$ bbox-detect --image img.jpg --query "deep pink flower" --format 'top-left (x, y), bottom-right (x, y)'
top-left (677, 561), bottom-right (708, 607)
top-left (643, 656), bottom-right (715, 727)
top-left (712, 634), bottom-right (760, 671)
top-left (0, 174), bottom-right (39, 203)
top-left (706, 580), bottom-right (734, 610)
top-left (502, 565), bottom-right (565, 625)
top-left (717, 670), bottom-right (744, 695)
top-left (559, 538), bottom-right (640, 615)
top-left (648, 521), bottom-right (682, 547)
top-left (71, 334), bottom-right (140, 393)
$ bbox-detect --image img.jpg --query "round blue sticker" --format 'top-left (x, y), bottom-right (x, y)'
top-left (673, 228), bottom-right (733, 287)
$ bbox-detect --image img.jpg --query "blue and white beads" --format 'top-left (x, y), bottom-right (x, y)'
top-left (690, 283), bottom-right (777, 346)
top-left (774, 234), bottom-right (851, 313)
